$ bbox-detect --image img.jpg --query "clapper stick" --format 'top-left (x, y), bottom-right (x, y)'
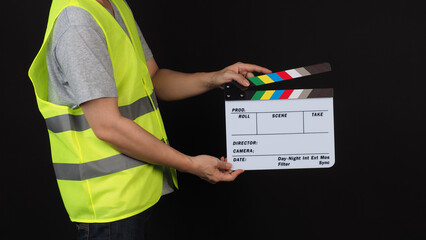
top-left (248, 62), bottom-right (332, 86)
top-left (225, 62), bottom-right (332, 100)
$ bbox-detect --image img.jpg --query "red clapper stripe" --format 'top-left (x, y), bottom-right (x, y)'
top-left (279, 89), bottom-right (294, 99)
top-left (276, 71), bottom-right (293, 80)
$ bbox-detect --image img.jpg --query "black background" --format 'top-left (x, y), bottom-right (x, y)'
top-left (4, 0), bottom-right (426, 239)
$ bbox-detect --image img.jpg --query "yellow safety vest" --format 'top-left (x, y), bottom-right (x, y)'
top-left (28, 0), bottom-right (177, 223)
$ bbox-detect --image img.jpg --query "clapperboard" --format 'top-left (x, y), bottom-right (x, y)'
top-left (224, 63), bottom-right (335, 170)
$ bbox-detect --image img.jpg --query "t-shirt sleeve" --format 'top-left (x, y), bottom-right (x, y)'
top-left (55, 25), bottom-right (118, 107)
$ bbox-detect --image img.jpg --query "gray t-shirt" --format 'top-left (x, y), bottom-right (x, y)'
top-left (46, 0), bottom-right (174, 195)
top-left (46, 0), bottom-right (153, 109)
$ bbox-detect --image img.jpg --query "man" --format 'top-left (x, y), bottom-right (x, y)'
top-left (29, 0), bottom-right (271, 239)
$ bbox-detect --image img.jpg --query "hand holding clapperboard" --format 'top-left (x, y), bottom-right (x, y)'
top-left (224, 63), bottom-right (335, 170)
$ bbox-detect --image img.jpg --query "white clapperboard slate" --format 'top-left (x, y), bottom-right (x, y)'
top-left (224, 63), bottom-right (335, 170)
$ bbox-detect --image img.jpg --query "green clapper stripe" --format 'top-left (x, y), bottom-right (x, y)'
top-left (249, 76), bottom-right (265, 86)
top-left (251, 91), bottom-right (266, 100)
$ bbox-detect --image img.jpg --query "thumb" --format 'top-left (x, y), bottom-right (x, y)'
top-left (217, 159), bottom-right (232, 170)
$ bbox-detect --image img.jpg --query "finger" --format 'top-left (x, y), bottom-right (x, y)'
top-left (236, 63), bottom-right (272, 75)
top-left (226, 71), bottom-right (250, 87)
top-left (221, 157), bottom-right (231, 173)
top-left (246, 72), bottom-right (255, 78)
top-left (220, 169), bottom-right (245, 182)
top-left (224, 157), bottom-right (232, 173)
top-left (232, 169), bottom-right (244, 177)
top-left (220, 167), bottom-right (233, 174)
top-left (220, 157), bottom-right (234, 173)
top-left (219, 157), bottom-right (231, 172)
top-left (216, 159), bottom-right (232, 170)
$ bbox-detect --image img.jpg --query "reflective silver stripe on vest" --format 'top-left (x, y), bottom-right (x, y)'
top-left (45, 114), bottom-right (90, 133)
top-left (46, 92), bottom-right (158, 133)
top-left (53, 154), bottom-right (146, 181)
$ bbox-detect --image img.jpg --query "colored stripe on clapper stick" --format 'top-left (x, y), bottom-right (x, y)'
top-left (250, 88), bottom-right (333, 100)
top-left (248, 62), bottom-right (331, 86)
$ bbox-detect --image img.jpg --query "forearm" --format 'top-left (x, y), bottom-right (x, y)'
top-left (150, 62), bottom-right (270, 101)
top-left (152, 69), bottom-right (216, 101)
top-left (97, 114), bottom-right (194, 172)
